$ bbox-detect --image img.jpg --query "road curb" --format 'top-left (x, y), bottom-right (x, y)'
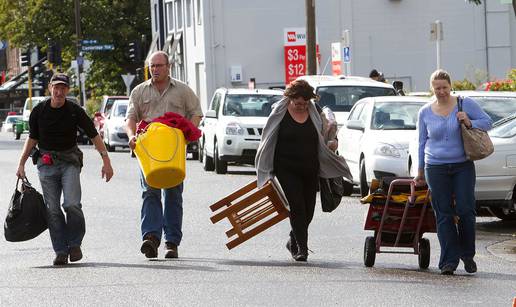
top-left (487, 239), bottom-right (516, 262)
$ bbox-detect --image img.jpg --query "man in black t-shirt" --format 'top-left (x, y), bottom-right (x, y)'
top-left (16, 73), bottom-right (114, 266)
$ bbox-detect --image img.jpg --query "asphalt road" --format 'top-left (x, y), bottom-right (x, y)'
top-left (0, 132), bottom-right (515, 307)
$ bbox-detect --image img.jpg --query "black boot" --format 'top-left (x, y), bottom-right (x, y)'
top-left (286, 237), bottom-right (298, 259)
top-left (293, 246), bottom-right (308, 262)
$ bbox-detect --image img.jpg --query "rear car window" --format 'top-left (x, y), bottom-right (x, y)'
top-left (223, 94), bottom-right (283, 117)
top-left (316, 86), bottom-right (396, 112)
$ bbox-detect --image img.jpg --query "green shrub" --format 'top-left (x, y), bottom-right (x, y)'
top-left (85, 98), bottom-right (101, 118)
top-left (452, 79), bottom-right (476, 91)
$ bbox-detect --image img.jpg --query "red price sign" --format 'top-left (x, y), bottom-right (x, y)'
top-left (284, 45), bottom-right (306, 84)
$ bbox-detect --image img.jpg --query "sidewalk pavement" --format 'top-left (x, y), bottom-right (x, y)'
top-left (487, 238), bottom-right (516, 262)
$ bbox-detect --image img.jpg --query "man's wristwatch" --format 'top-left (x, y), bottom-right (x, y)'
top-left (99, 150), bottom-right (109, 157)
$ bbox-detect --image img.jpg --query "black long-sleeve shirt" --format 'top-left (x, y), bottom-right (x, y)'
top-left (29, 99), bottom-right (98, 151)
top-left (273, 111), bottom-right (319, 175)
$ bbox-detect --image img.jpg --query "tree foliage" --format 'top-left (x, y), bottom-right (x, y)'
top-left (0, 0), bottom-right (151, 105)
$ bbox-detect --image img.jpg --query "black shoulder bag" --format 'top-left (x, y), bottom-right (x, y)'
top-left (4, 178), bottom-right (48, 242)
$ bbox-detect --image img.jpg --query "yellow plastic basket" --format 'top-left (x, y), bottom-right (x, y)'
top-left (134, 122), bottom-right (186, 189)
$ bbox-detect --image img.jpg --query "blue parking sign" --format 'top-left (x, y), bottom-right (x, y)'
top-left (343, 47), bottom-right (351, 63)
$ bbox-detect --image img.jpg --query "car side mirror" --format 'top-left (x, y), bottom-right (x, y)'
top-left (346, 120), bottom-right (365, 131)
top-left (205, 110), bottom-right (217, 118)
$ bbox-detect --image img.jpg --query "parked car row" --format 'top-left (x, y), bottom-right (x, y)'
top-left (196, 79), bottom-right (516, 221)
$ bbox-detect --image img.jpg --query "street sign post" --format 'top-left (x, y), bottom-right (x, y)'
top-left (81, 39), bottom-right (114, 52)
top-left (121, 74), bottom-right (135, 96)
top-left (430, 20), bottom-right (443, 69)
top-left (283, 28), bottom-right (319, 84)
top-left (331, 42), bottom-right (342, 76)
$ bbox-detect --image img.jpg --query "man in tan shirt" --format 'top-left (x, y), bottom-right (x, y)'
top-left (126, 51), bottom-right (203, 259)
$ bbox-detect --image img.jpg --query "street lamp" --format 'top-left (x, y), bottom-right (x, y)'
top-left (74, 0), bottom-right (84, 106)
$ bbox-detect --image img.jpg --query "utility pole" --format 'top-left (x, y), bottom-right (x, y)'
top-left (74, 0), bottom-right (84, 106)
top-left (305, 0), bottom-right (317, 75)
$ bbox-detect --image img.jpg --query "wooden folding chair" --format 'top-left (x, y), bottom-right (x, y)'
top-left (210, 179), bottom-right (289, 249)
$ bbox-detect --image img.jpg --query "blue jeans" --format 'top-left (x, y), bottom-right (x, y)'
top-left (139, 171), bottom-right (183, 245)
top-left (38, 160), bottom-right (84, 255)
top-left (425, 161), bottom-right (476, 270)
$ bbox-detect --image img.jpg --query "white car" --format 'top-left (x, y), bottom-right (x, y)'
top-left (297, 75), bottom-right (397, 127)
top-left (1, 115), bottom-right (21, 133)
top-left (337, 96), bottom-right (429, 197)
top-left (102, 99), bottom-right (129, 151)
top-left (407, 91), bottom-right (516, 219)
top-left (201, 88), bottom-right (284, 174)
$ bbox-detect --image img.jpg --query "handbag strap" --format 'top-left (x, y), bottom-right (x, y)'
top-left (457, 96), bottom-right (463, 112)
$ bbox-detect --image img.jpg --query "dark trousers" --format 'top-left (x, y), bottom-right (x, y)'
top-left (425, 161), bottom-right (476, 270)
top-left (275, 167), bottom-right (318, 251)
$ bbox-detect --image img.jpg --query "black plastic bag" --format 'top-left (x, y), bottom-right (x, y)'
top-left (4, 178), bottom-right (47, 242)
top-left (320, 176), bottom-right (348, 212)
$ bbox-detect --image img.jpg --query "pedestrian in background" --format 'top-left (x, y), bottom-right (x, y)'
top-left (126, 51), bottom-right (203, 259)
top-left (414, 69), bottom-right (492, 275)
top-left (255, 79), bottom-right (352, 262)
top-left (16, 73), bottom-right (114, 266)
top-left (369, 69), bottom-right (380, 81)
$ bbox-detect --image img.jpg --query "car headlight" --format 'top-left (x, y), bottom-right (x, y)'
top-left (374, 143), bottom-right (401, 158)
top-left (225, 122), bottom-right (244, 135)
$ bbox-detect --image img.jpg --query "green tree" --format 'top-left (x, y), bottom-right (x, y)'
top-left (0, 0), bottom-right (151, 107)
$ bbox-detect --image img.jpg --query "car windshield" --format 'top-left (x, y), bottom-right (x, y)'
top-left (7, 116), bottom-right (20, 123)
top-left (223, 94), bottom-right (283, 117)
top-left (473, 96), bottom-right (516, 123)
top-left (489, 116), bottom-right (516, 138)
top-left (316, 86), bottom-right (396, 112)
top-left (371, 102), bottom-right (425, 130)
top-left (112, 104), bottom-right (128, 117)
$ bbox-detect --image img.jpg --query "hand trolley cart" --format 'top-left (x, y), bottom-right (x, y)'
top-left (362, 178), bottom-right (436, 269)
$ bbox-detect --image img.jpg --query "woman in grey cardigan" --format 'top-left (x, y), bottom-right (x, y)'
top-left (255, 80), bottom-right (352, 262)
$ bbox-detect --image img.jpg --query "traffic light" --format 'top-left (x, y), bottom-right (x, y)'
top-left (47, 39), bottom-right (62, 65)
top-left (20, 49), bottom-right (31, 67)
top-left (128, 41), bottom-right (142, 63)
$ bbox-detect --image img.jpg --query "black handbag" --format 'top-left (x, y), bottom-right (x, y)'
top-left (320, 176), bottom-right (350, 212)
top-left (4, 178), bottom-right (48, 242)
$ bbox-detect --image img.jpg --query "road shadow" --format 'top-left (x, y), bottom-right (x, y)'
top-left (477, 219), bottom-right (516, 234)
top-left (226, 170), bottom-right (256, 176)
top-left (219, 259), bottom-right (354, 269)
top-left (33, 260), bottom-right (223, 272)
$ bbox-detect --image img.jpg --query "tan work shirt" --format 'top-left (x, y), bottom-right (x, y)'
top-left (126, 78), bottom-right (203, 123)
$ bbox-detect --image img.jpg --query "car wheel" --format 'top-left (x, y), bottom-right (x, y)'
top-left (191, 151), bottom-right (199, 160)
top-left (359, 159), bottom-right (369, 197)
top-left (203, 144), bottom-right (215, 171)
top-left (214, 141), bottom-right (227, 174)
top-left (198, 139), bottom-right (204, 163)
top-left (363, 236), bottom-right (376, 267)
top-left (418, 238), bottom-right (430, 269)
top-left (104, 130), bottom-right (115, 152)
top-left (490, 208), bottom-right (516, 221)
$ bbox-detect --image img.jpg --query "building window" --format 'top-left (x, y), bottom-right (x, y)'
top-left (186, 0), bottom-right (192, 28)
top-left (166, 1), bottom-right (174, 33)
top-left (175, 0), bottom-right (183, 30)
top-left (196, 0), bottom-right (202, 25)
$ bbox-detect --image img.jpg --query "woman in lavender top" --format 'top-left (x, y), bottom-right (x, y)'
top-left (414, 69), bottom-right (492, 275)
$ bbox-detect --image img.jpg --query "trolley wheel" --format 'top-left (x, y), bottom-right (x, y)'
top-left (418, 238), bottom-right (430, 269)
top-left (364, 236), bottom-right (376, 267)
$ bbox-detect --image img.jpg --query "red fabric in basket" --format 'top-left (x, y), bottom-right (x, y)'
top-left (137, 112), bottom-right (202, 142)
